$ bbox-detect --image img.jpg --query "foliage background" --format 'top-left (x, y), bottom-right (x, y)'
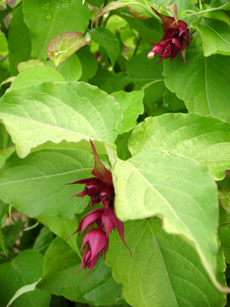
top-left (0, 0), bottom-right (230, 306)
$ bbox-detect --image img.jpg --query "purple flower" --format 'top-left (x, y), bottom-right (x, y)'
top-left (69, 141), bottom-right (114, 206)
top-left (148, 6), bottom-right (190, 63)
top-left (67, 140), bottom-right (131, 276)
top-left (79, 229), bottom-right (109, 276)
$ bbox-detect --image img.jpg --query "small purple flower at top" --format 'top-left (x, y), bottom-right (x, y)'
top-left (148, 5), bottom-right (190, 63)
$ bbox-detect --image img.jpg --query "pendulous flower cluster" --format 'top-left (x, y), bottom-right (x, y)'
top-left (68, 141), bottom-right (131, 276)
top-left (148, 5), bottom-right (190, 63)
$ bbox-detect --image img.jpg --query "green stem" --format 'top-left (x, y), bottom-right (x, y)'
top-left (132, 36), bottom-right (142, 58)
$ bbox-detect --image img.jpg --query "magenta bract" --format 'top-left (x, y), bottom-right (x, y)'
top-left (148, 6), bottom-right (190, 63)
top-left (69, 142), bottom-right (114, 206)
top-left (79, 229), bottom-right (109, 275)
top-left (90, 140), bottom-right (113, 186)
top-left (68, 141), bottom-right (131, 276)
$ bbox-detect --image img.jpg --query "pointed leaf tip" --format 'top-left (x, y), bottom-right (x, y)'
top-left (90, 140), bottom-right (113, 186)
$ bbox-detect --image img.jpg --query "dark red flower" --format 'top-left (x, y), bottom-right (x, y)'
top-left (67, 140), bottom-right (131, 276)
top-left (69, 141), bottom-right (114, 206)
top-left (79, 229), bottom-right (109, 276)
top-left (148, 6), bottom-right (190, 63)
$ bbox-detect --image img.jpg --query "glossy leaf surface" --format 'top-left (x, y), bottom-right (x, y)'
top-left (47, 32), bottom-right (89, 67)
top-left (129, 113), bottom-right (230, 180)
top-left (38, 237), bottom-right (124, 305)
top-left (0, 81), bottom-right (123, 157)
top-left (163, 46), bottom-right (230, 123)
top-left (0, 149), bottom-right (93, 218)
top-left (110, 147), bottom-right (222, 289)
top-left (23, 0), bottom-right (90, 59)
top-left (106, 218), bottom-right (226, 307)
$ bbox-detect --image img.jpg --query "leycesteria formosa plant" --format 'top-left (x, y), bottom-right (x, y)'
top-left (68, 141), bottom-right (131, 275)
top-left (1, 0), bottom-right (230, 305)
top-left (148, 4), bottom-right (190, 63)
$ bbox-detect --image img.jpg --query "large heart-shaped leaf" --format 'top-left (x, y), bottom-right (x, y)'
top-left (37, 237), bottom-right (124, 305)
top-left (0, 250), bottom-right (51, 307)
top-left (47, 32), bottom-right (89, 67)
top-left (8, 5), bottom-right (31, 75)
top-left (126, 52), bottom-right (165, 103)
top-left (128, 113), bottom-right (230, 180)
top-left (163, 46), bottom-right (230, 123)
top-left (112, 90), bottom-right (144, 133)
top-left (192, 18), bottom-right (230, 56)
top-left (38, 215), bottom-right (80, 256)
top-left (106, 218), bottom-right (226, 306)
top-left (22, 0), bottom-right (90, 59)
top-left (90, 28), bottom-right (121, 67)
top-left (108, 147), bottom-right (223, 290)
top-left (8, 66), bottom-right (65, 92)
top-left (0, 149), bottom-right (93, 218)
top-left (0, 81), bottom-right (123, 157)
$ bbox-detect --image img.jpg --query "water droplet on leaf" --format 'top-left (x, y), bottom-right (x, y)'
top-left (59, 0), bottom-right (71, 3)
top-left (39, 0), bottom-right (51, 11)
top-left (46, 14), bottom-right (52, 20)
top-left (57, 0), bottom-right (71, 8)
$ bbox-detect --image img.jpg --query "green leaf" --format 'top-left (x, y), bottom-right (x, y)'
top-left (2, 218), bottom-right (24, 249)
top-left (7, 280), bottom-right (44, 307)
top-left (8, 5), bottom-right (31, 75)
top-left (0, 3), bottom-right (11, 17)
top-left (128, 113), bottom-right (230, 180)
top-left (100, 72), bottom-right (131, 94)
top-left (126, 51), bottom-right (165, 103)
top-left (219, 224), bottom-right (230, 264)
top-left (210, 0), bottom-right (230, 10)
top-left (115, 131), bottom-right (132, 160)
top-left (33, 226), bottom-right (54, 255)
top-left (106, 218), bottom-right (226, 307)
top-left (219, 186), bottom-right (230, 213)
top-left (0, 201), bottom-right (8, 256)
top-left (0, 64), bottom-right (10, 85)
top-left (47, 32), bottom-right (89, 67)
top-left (0, 250), bottom-right (50, 307)
top-left (77, 46), bottom-right (98, 82)
top-left (116, 9), bottom-right (163, 42)
top-left (0, 149), bottom-right (93, 219)
top-left (0, 32), bottom-right (8, 57)
top-left (22, 0), bottom-right (90, 59)
top-left (57, 54), bottom-right (82, 81)
top-left (38, 237), bottom-right (123, 305)
top-left (202, 10), bottom-right (230, 26)
top-left (0, 81), bottom-right (123, 157)
top-left (38, 215), bottom-right (80, 255)
top-left (109, 147), bottom-right (225, 291)
top-left (174, 0), bottom-right (197, 10)
top-left (112, 90), bottom-right (144, 134)
top-left (17, 60), bottom-right (45, 73)
top-left (90, 27), bottom-right (121, 67)
top-left (192, 18), bottom-right (230, 56)
top-left (0, 146), bottom-right (15, 169)
top-left (162, 90), bottom-right (186, 111)
top-left (8, 66), bottom-right (65, 92)
top-left (92, 0), bottom-right (152, 26)
top-left (163, 45), bottom-right (230, 123)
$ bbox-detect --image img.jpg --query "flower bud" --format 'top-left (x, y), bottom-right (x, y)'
top-left (147, 51), bottom-right (154, 59)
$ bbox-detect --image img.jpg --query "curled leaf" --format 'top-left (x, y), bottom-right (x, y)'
top-left (47, 32), bottom-right (90, 67)
top-left (92, 1), bottom-right (151, 26)
top-left (17, 60), bottom-right (44, 73)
